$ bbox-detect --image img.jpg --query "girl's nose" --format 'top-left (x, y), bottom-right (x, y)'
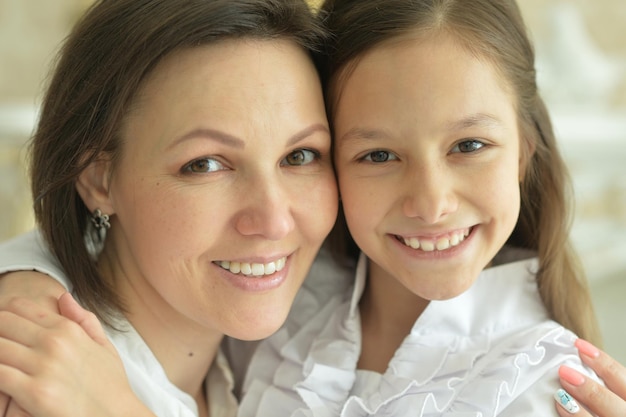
top-left (401, 162), bottom-right (457, 224)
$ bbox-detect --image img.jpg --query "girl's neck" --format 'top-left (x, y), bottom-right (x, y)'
top-left (357, 260), bottom-right (430, 373)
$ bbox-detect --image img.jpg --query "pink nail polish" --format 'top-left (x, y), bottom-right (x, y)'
top-left (575, 338), bottom-right (600, 359)
top-left (559, 366), bottom-right (585, 387)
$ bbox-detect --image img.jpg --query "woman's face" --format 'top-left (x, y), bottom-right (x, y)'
top-left (101, 39), bottom-right (337, 340)
top-left (333, 34), bottom-right (522, 301)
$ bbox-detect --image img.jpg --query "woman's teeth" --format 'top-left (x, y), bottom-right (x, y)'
top-left (214, 257), bottom-right (286, 276)
top-left (401, 229), bottom-right (470, 252)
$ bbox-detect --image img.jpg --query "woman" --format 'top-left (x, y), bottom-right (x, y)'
top-left (0, 0), bottom-right (338, 415)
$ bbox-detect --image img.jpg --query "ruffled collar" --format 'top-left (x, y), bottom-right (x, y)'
top-left (287, 251), bottom-right (571, 416)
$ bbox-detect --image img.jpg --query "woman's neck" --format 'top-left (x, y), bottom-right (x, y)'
top-left (99, 251), bottom-right (222, 402)
top-left (357, 260), bottom-right (430, 373)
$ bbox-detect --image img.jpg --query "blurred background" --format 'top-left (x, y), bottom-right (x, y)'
top-left (1, 1), bottom-right (625, 361)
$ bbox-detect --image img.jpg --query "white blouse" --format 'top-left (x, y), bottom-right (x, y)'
top-left (241, 250), bottom-right (601, 416)
top-left (0, 230), bottom-right (238, 417)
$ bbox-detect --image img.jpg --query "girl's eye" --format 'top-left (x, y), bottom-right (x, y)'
top-left (281, 149), bottom-right (318, 166)
top-left (182, 157), bottom-right (225, 174)
top-left (363, 150), bottom-right (397, 163)
top-left (451, 140), bottom-right (485, 153)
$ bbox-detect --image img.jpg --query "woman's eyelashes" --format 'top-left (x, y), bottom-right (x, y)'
top-left (280, 148), bottom-right (321, 167)
top-left (182, 157), bottom-right (227, 174)
top-left (180, 148), bottom-right (323, 175)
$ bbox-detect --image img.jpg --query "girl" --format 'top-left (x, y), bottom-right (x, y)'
top-left (0, 0), bottom-right (340, 415)
top-left (0, 0), bottom-right (625, 416)
top-left (239, 0), bottom-right (606, 415)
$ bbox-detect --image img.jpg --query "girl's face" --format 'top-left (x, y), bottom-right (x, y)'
top-left (100, 39), bottom-right (337, 341)
top-left (333, 34), bottom-right (523, 301)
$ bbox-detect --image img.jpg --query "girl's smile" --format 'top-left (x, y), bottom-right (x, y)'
top-left (394, 227), bottom-right (471, 252)
top-left (334, 32), bottom-right (522, 301)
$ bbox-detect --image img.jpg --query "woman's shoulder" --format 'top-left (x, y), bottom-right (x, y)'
top-left (0, 229), bottom-right (72, 290)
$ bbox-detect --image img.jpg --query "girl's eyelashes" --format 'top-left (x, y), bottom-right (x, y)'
top-left (359, 150), bottom-right (399, 163)
top-left (280, 148), bottom-right (321, 167)
top-left (450, 139), bottom-right (486, 154)
top-left (181, 157), bottom-right (227, 174)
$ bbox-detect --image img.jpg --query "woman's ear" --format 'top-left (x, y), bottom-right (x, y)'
top-left (76, 155), bottom-right (114, 215)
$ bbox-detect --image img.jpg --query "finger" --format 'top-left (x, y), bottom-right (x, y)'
top-left (4, 400), bottom-right (31, 417)
top-left (0, 393), bottom-right (9, 416)
top-left (2, 297), bottom-right (64, 329)
top-left (0, 336), bottom-right (36, 375)
top-left (576, 338), bottom-right (626, 399)
top-left (57, 293), bottom-right (108, 346)
top-left (559, 365), bottom-right (626, 416)
top-left (0, 365), bottom-right (32, 414)
top-left (0, 271), bottom-right (65, 314)
top-left (0, 309), bottom-right (53, 347)
top-left (554, 388), bottom-right (584, 415)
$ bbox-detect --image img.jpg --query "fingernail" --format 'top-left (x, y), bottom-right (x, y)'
top-left (554, 389), bottom-right (580, 414)
top-left (575, 338), bottom-right (600, 359)
top-left (559, 365), bottom-right (585, 386)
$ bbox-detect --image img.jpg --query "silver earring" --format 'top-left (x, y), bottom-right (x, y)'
top-left (90, 209), bottom-right (111, 230)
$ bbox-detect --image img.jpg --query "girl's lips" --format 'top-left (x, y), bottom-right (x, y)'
top-left (395, 227), bottom-right (472, 252)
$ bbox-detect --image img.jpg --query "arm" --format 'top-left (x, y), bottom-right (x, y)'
top-left (0, 293), bottom-right (157, 417)
top-left (555, 339), bottom-right (626, 416)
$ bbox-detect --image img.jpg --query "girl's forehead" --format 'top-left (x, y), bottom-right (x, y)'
top-left (332, 30), bottom-right (514, 111)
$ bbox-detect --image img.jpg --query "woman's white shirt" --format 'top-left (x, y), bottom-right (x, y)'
top-left (0, 230), bottom-right (238, 417)
top-left (241, 250), bottom-right (601, 416)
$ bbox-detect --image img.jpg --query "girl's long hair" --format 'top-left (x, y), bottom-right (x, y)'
top-left (320, 0), bottom-right (601, 344)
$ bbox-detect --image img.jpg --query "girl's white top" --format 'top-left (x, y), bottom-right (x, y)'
top-left (240, 249), bottom-right (600, 416)
top-left (0, 230), bottom-right (238, 417)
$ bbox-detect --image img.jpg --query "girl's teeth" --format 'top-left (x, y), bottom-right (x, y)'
top-left (436, 238), bottom-right (450, 250)
top-left (214, 257), bottom-right (286, 276)
top-left (401, 229), bottom-right (469, 252)
top-left (420, 241), bottom-right (435, 252)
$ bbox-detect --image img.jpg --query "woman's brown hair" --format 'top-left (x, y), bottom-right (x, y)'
top-left (30, 0), bottom-right (327, 325)
top-left (320, 0), bottom-right (601, 344)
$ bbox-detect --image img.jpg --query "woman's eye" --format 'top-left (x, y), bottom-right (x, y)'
top-left (282, 149), bottom-right (318, 166)
top-left (363, 150), bottom-right (397, 163)
top-left (451, 140), bottom-right (485, 153)
top-left (182, 158), bottom-right (225, 174)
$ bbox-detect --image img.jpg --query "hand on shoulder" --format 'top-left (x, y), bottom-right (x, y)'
top-left (555, 339), bottom-right (626, 416)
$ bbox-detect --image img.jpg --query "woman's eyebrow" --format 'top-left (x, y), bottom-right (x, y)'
top-left (287, 123), bottom-right (330, 146)
top-left (169, 128), bottom-right (245, 150)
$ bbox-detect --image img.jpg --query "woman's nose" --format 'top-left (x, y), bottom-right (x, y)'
top-left (234, 178), bottom-right (295, 240)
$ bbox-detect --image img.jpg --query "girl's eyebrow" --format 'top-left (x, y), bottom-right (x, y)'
top-left (339, 114), bottom-right (502, 143)
top-left (339, 127), bottom-right (390, 143)
top-left (446, 113), bottom-right (502, 132)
